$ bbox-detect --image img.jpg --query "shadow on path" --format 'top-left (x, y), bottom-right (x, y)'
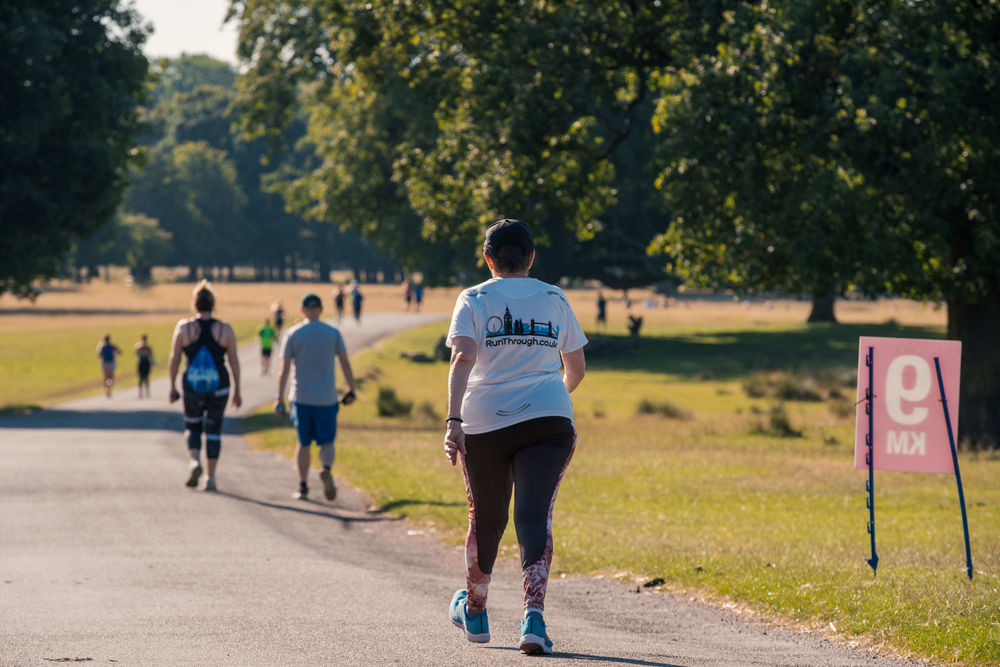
top-left (214, 490), bottom-right (401, 525)
top-left (0, 408), bottom-right (180, 431)
top-left (486, 646), bottom-right (685, 666)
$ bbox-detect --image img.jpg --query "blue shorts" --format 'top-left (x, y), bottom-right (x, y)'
top-left (290, 402), bottom-right (339, 446)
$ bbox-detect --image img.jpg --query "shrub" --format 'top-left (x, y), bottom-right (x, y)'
top-left (751, 403), bottom-right (802, 438)
top-left (376, 386), bottom-right (412, 417)
top-left (637, 398), bottom-right (692, 420)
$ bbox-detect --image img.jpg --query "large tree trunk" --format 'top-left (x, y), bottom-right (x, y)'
top-left (948, 292), bottom-right (1000, 449)
top-left (807, 294), bottom-right (837, 323)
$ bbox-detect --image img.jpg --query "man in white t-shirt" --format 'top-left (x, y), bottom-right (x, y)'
top-left (444, 219), bottom-right (587, 655)
top-left (275, 293), bottom-right (357, 501)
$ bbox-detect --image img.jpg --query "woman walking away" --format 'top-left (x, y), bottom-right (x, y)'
top-left (134, 334), bottom-right (154, 398)
top-left (168, 281), bottom-right (242, 492)
top-left (96, 334), bottom-right (122, 398)
top-left (444, 219), bottom-right (587, 655)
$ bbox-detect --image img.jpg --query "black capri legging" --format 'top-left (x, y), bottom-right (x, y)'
top-left (183, 391), bottom-right (228, 459)
top-left (463, 416), bottom-right (575, 575)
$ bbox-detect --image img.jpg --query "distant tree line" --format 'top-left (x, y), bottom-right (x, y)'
top-left (67, 54), bottom-right (400, 284)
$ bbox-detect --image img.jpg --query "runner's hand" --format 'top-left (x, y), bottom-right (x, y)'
top-left (169, 389), bottom-right (180, 403)
top-left (231, 391), bottom-right (242, 409)
top-left (444, 421), bottom-right (465, 466)
top-left (341, 389), bottom-right (356, 405)
top-left (274, 399), bottom-right (287, 418)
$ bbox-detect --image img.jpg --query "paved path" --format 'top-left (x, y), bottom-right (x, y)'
top-left (0, 313), bottom-right (928, 666)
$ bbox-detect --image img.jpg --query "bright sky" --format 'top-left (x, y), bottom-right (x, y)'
top-left (133, 0), bottom-right (239, 64)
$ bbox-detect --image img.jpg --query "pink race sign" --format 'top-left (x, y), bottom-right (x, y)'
top-left (854, 337), bottom-right (962, 474)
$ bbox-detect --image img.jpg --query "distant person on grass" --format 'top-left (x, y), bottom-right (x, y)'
top-left (257, 318), bottom-right (277, 375)
top-left (414, 281), bottom-right (425, 312)
top-left (444, 219), bottom-right (587, 655)
top-left (274, 293), bottom-right (357, 501)
top-left (134, 334), bottom-right (154, 398)
top-left (168, 281), bottom-right (242, 493)
top-left (333, 285), bottom-right (346, 322)
top-left (96, 334), bottom-right (122, 398)
top-left (350, 282), bottom-right (364, 325)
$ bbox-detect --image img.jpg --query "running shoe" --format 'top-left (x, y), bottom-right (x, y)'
top-left (319, 469), bottom-right (337, 501)
top-left (449, 589), bottom-right (490, 643)
top-left (186, 463), bottom-right (203, 488)
top-left (203, 478), bottom-right (217, 493)
top-left (293, 483), bottom-right (308, 500)
top-left (519, 611), bottom-right (553, 655)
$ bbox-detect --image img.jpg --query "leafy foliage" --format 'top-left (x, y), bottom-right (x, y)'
top-left (0, 0), bottom-right (149, 297)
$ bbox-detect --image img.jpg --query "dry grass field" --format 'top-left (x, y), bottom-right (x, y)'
top-left (0, 276), bottom-right (947, 333)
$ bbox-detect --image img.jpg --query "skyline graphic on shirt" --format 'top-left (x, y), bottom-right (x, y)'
top-left (485, 305), bottom-right (560, 339)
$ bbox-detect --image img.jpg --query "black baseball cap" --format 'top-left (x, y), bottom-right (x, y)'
top-left (484, 219), bottom-right (534, 255)
top-left (301, 293), bottom-right (322, 308)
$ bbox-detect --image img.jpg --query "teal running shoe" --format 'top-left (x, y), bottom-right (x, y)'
top-left (449, 589), bottom-right (490, 643)
top-left (519, 611), bottom-right (553, 654)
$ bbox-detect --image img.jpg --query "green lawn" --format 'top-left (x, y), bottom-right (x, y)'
top-left (0, 320), bottom-right (260, 407)
top-left (245, 321), bottom-right (1000, 666)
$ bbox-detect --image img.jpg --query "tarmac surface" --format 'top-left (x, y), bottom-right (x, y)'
top-left (0, 312), bottom-right (931, 666)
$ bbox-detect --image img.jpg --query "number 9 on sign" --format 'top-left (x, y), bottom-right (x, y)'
top-left (885, 355), bottom-right (931, 426)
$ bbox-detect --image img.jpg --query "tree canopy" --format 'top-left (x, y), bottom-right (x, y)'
top-left (0, 0), bottom-right (149, 298)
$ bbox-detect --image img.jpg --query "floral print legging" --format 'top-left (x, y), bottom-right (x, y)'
top-left (459, 416), bottom-right (576, 612)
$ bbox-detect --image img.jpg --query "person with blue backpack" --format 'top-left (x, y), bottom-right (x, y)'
top-left (168, 280), bottom-right (242, 492)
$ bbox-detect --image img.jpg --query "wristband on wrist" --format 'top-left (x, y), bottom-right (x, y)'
top-left (445, 417), bottom-right (463, 423)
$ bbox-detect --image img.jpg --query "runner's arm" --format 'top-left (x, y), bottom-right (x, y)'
top-left (274, 357), bottom-right (292, 413)
top-left (335, 350), bottom-right (357, 403)
top-left (444, 336), bottom-right (476, 465)
top-left (167, 322), bottom-right (184, 401)
top-left (223, 323), bottom-right (241, 408)
top-left (561, 347), bottom-right (586, 393)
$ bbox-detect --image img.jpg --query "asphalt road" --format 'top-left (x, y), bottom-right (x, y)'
top-left (0, 312), bottom-right (929, 666)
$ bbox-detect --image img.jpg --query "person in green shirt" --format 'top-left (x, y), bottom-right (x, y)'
top-left (257, 318), bottom-right (277, 375)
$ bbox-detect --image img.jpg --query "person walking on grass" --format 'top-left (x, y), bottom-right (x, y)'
top-left (350, 282), bottom-right (364, 325)
top-left (274, 293), bottom-right (357, 501)
top-left (96, 334), bottom-right (122, 398)
top-left (444, 219), bottom-right (587, 655)
top-left (134, 334), bottom-right (154, 398)
top-left (168, 280), bottom-right (242, 493)
top-left (333, 284), bottom-right (346, 322)
top-left (257, 318), bottom-right (277, 375)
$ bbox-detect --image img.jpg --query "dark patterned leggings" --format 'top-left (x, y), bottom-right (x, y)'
top-left (460, 416), bottom-right (575, 612)
top-left (183, 391), bottom-right (228, 459)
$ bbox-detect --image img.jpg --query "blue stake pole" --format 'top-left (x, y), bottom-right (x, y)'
top-left (865, 347), bottom-right (878, 575)
top-left (933, 356), bottom-right (973, 580)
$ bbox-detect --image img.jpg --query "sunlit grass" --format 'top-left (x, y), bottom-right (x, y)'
top-left (0, 320), bottom-right (259, 406)
top-left (246, 321), bottom-right (1000, 666)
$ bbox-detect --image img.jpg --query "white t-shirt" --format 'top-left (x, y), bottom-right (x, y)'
top-left (447, 277), bottom-right (588, 434)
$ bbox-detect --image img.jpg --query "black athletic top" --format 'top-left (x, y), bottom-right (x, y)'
top-left (182, 318), bottom-right (230, 395)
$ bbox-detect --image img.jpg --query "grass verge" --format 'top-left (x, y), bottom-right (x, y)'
top-left (1, 320), bottom-right (260, 408)
top-left (242, 321), bottom-right (1000, 665)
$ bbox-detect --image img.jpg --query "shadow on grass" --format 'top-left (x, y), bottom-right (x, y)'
top-left (585, 323), bottom-right (943, 379)
top-left (378, 498), bottom-right (466, 513)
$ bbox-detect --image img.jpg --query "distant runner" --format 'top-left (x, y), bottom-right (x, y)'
top-left (275, 293), bottom-right (357, 501)
top-left (257, 318), bottom-right (277, 375)
top-left (168, 281), bottom-right (242, 493)
top-left (96, 334), bottom-right (122, 398)
top-left (444, 219), bottom-right (587, 655)
top-left (134, 334), bottom-right (154, 398)
top-left (351, 283), bottom-right (363, 325)
top-left (333, 285), bottom-right (346, 322)
top-left (272, 301), bottom-right (285, 337)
